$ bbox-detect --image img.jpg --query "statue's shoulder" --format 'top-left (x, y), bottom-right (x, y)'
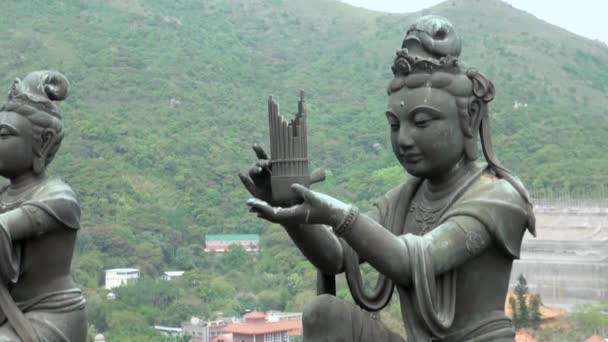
top-left (31, 177), bottom-right (78, 202)
top-left (463, 166), bottom-right (527, 209)
top-left (447, 164), bottom-right (529, 258)
top-left (25, 177), bottom-right (80, 230)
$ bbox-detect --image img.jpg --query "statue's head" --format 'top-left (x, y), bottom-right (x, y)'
top-left (0, 71), bottom-right (68, 179)
top-left (386, 69), bottom-right (494, 180)
top-left (386, 15), bottom-right (535, 234)
top-left (386, 15), bottom-right (493, 180)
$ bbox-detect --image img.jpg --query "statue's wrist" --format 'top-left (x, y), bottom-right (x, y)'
top-left (332, 206), bottom-right (359, 237)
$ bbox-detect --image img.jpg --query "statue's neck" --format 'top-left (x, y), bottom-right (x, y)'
top-left (7, 171), bottom-right (48, 197)
top-left (424, 159), bottom-right (475, 200)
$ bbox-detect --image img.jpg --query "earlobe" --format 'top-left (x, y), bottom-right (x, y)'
top-left (464, 137), bottom-right (478, 161)
top-left (33, 156), bottom-right (45, 174)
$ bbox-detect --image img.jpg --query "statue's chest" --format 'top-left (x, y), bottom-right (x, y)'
top-left (404, 188), bottom-right (453, 235)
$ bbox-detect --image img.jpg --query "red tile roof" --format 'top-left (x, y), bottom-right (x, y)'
top-left (586, 335), bottom-right (606, 342)
top-left (515, 329), bottom-right (538, 342)
top-left (223, 319), bottom-right (302, 335)
top-left (243, 311), bottom-right (266, 320)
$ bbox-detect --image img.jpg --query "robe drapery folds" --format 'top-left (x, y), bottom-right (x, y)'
top-left (0, 178), bottom-right (85, 326)
top-left (341, 162), bottom-right (529, 341)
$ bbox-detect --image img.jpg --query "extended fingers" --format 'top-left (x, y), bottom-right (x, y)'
top-left (246, 198), bottom-right (277, 221)
top-left (239, 172), bottom-right (257, 195)
top-left (252, 144), bottom-right (269, 160)
top-left (246, 198), bottom-right (305, 224)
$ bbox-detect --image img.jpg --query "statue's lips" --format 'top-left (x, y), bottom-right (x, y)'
top-left (402, 153), bottom-right (423, 163)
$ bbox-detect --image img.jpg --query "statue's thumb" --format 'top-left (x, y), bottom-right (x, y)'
top-left (291, 184), bottom-right (310, 201)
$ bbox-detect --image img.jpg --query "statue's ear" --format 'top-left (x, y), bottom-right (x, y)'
top-left (33, 129), bottom-right (56, 174)
top-left (41, 129), bottom-right (56, 156)
top-left (460, 97), bottom-right (485, 161)
top-left (463, 68), bottom-right (494, 138)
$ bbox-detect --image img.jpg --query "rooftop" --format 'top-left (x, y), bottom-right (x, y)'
top-left (243, 311), bottom-right (266, 320)
top-left (223, 319), bottom-right (301, 335)
top-left (206, 234), bottom-right (260, 242)
top-left (105, 268), bottom-right (139, 273)
top-left (515, 329), bottom-right (537, 342)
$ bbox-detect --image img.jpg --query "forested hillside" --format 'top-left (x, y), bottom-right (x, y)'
top-left (1, 0), bottom-right (607, 339)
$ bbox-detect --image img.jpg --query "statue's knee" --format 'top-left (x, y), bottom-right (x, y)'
top-left (303, 294), bottom-right (341, 329)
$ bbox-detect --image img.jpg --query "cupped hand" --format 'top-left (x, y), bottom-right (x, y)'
top-left (239, 144), bottom-right (273, 203)
top-left (246, 184), bottom-right (350, 227)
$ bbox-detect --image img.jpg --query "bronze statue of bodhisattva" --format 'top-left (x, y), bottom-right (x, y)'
top-left (0, 71), bottom-right (86, 341)
top-left (241, 16), bottom-right (535, 342)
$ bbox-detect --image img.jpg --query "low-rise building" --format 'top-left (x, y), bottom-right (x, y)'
top-left (104, 268), bottom-right (139, 290)
top-left (222, 311), bottom-right (301, 342)
top-left (154, 325), bottom-right (181, 337)
top-left (205, 234), bottom-right (260, 253)
top-left (163, 270), bottom-right (185, 281)
top-left (182, 317), bottom-right (209, 342)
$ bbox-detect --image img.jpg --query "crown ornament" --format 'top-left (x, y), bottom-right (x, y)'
top-left (391, 48), bottom-right (460, 77)
top-left (391, 15), bottom-right (463, 77)
top-left (6, 70), bottom-right (68, 118)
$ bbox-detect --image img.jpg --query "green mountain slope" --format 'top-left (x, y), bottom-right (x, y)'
top-left (0, 0), bottom-right (607, 337)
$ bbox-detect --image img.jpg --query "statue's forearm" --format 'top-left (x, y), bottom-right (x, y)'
top-left (283, 223), bottom-right (344, 275)
top-left (339, 212), bottom-right (412, 285)
top-left (339, 210), bottom-right (492, 286)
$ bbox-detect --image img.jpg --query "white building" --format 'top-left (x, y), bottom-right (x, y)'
top-left (266, 311), bottom-right (302, 322)
top-left (162, 271), bottom-right (185, 281)
top-left (154, 325), bottom-right (182, 337)
top-left (104, 268), bottom-right (140, 290)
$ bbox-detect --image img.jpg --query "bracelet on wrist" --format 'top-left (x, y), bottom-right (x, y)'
top-left (333, 206), bottom-right (359, 237)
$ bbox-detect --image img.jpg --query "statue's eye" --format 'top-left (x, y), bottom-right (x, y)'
top-left (0, 127), bottom-right (15, 138)
top-left (434, 29), bottom-right (447, 40)
top-left (413, 112), bottom-right (434, 127)
top-left (386, 112), bottom-right (400, 131)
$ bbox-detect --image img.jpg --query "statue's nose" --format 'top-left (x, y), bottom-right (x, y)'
top-left (397, 126), bottom-right (415, 149)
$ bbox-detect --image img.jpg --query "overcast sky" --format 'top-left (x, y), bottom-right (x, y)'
top-left (341, 0), bottom-right (607, 45)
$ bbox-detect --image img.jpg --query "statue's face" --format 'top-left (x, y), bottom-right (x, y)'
top-left (0, 111), bottom-right (35, 179)
top-left (386, 86), bottom-right (464, 180)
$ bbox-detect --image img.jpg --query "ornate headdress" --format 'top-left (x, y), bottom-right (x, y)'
top-left (391, 15), bottom-right (463, 77)
top-left (6, 70), bottom-right (69, 118)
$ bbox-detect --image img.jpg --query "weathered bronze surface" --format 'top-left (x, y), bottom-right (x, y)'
top-left (241, 15), bottom-right (534, 342)
top-left (0, 71), bottom-right (86, 341)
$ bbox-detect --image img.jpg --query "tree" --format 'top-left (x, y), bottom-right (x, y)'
top-left (511, 274), bottom-right (542, 330)
top-left (220, 244), bottom-right (250, 271)
top-left (571, 301), bottom-right (608, 336)
top-left (514, 274), bottom-right (529, 328)
top-left (509, 296), bottom-right (519, 327)
top-left (529, 293), bottom-right (542, 329)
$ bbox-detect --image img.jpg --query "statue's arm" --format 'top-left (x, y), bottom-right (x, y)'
top-left (282, 208), bottom-right (380, 275)
top-left (341, 212), bottom-right (491, 286)
top-left (0, 206), bottom-right (65, 283)
top-left (283, 223), bottom-right (344, 274)
top-left (0, 205), bottom-right (64, 242)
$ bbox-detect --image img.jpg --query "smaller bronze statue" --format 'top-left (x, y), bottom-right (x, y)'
top-left (0, 71), bottom-right (86, 341)
top-left (241, 15), bottom-right (535, 342)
